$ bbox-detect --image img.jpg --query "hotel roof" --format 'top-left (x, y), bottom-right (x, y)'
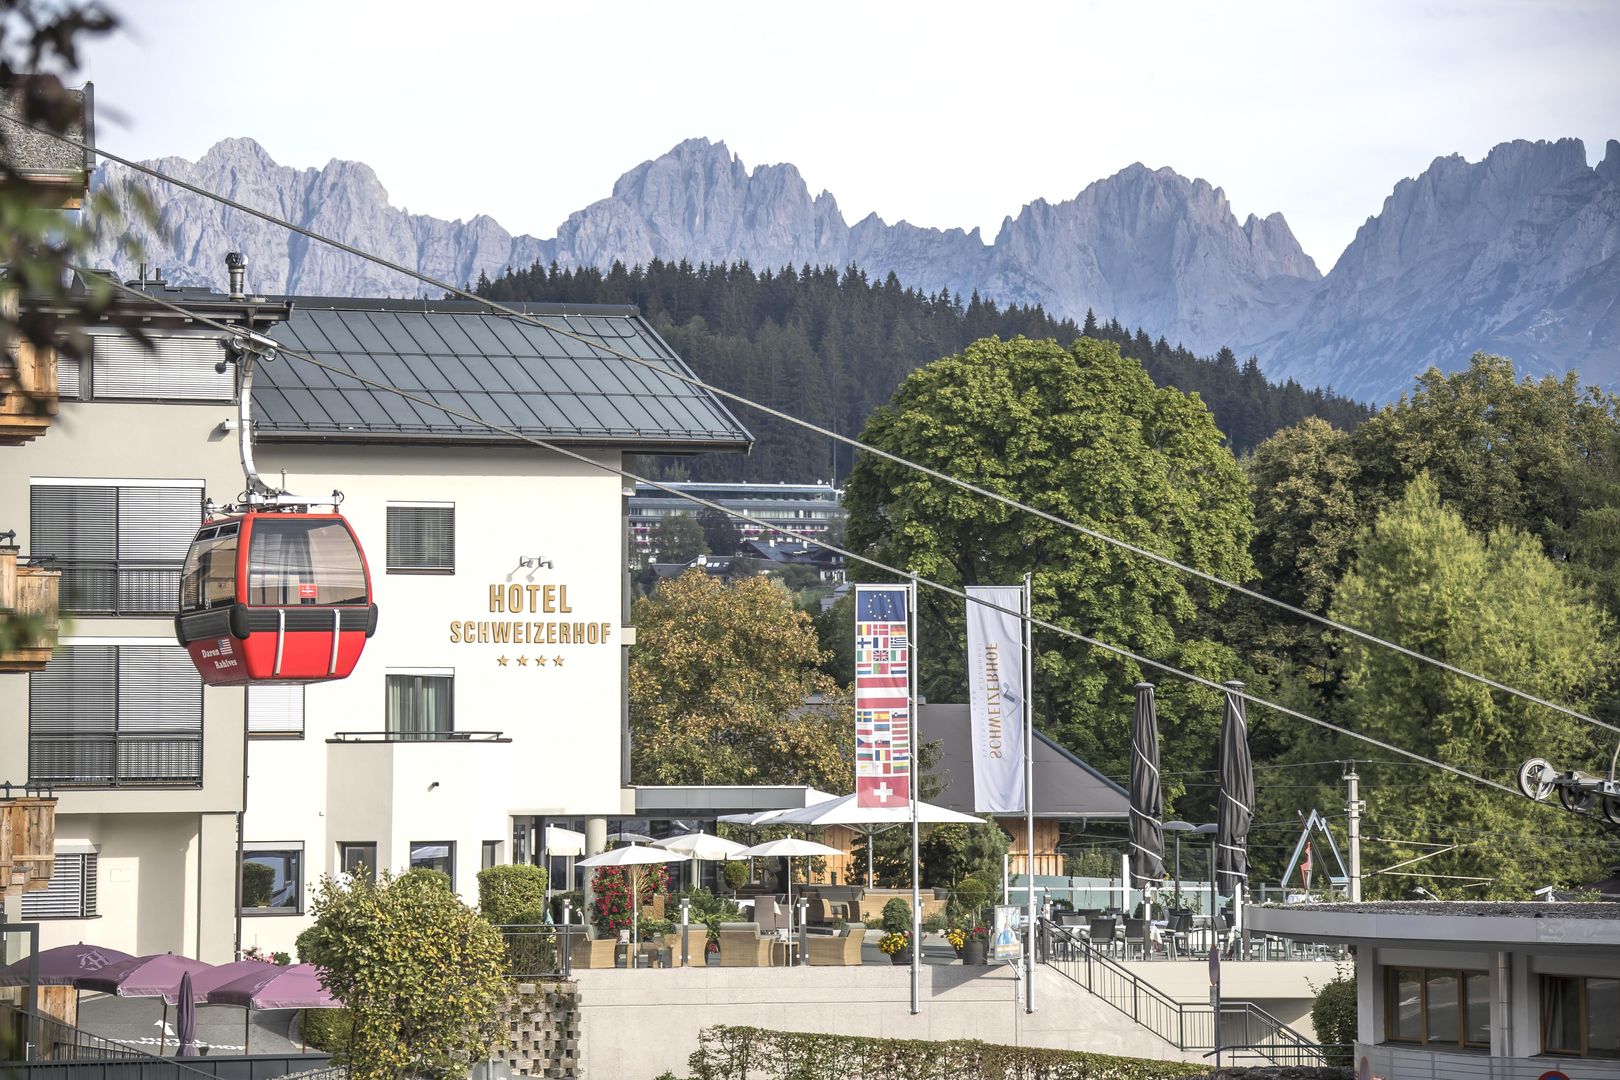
top-left (1247, 901), bottom-right (1620, 952)
top-left (255, 298), bottom-right (753, 454)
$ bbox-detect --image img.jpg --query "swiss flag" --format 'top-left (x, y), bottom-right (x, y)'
top-left (857, 774), bottom-right (909, 808)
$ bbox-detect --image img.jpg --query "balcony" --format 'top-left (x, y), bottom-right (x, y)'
top-left (28, 735), bottom-right (203, 788)
top-left (325, 730), bottom-right (510, 744)
top-left (0, 337), bottom-right (58, 447)
top-left (0, 783), bottom-right (57, 901)
top-left (0, 543), bottom-right (59, 672)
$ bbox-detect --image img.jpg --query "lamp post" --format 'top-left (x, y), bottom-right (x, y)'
top-left (1162, 821), bottom-right (1195, 908)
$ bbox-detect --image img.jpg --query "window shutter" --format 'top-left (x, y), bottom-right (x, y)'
top-left (92, 336), bottom-right (233, 401)
top-left (116, 645), bottom-right (202, 783)
top-left (56, 354), bottom-right (82, 399)
top-left (248, 685), bottom-right (305, 735)
top-left (29, 646), bottom-right (117, 784)
top-left (117, 487), bottom-right (201, 613)
top-left (387, 506), bottom-right (455, 571)
top-left (30, 485), bottom-right (117, 613)
top-left (21, 853), bottom-right (94, 919)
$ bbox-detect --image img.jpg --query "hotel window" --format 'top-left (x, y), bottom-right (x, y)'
top-left (248, 685), bottom-right (305, 737)
top-left (482, 841), bottom-right (502, 870)
top-left (28, 644), bottom-right (203, 787)
top-left (1543, 976), bottom-right (1620, 1058)
top-left (21, 853), bottom-right (98, 919)
top-left (30, 480), bottom-right (203, 615)
top-left (386, 504), bottom-right (455, 573)
top-left (241, 846), bottom-right (303, 915)
top-left (385, 673), bottom-right (453, 740)
top-left (410, 841), bottom-right (455, 889)
top-left (339, 842), bottom-right (378, 882)
top-left (1385, 967), bottom-right (1490, 1048)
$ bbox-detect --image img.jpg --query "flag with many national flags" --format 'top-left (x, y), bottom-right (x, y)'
top-left (854, 584), bottom-right (912, 807)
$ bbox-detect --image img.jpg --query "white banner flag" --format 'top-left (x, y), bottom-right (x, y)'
top-left (966, 585), bottom-right (1026, 813)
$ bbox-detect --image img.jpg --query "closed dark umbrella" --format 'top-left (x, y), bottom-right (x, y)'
top-left (1129, 682), bottom-right (1165, 901)
top-left (1216, 680), bottom-right (1254, 909)
top-left (175, 970), bottom-right (198, 1057)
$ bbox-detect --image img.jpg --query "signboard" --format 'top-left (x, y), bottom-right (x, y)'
top-left (965, 586), bottom-right (1026, 813)
top-left (991, 904), bottom-right (1023, 962)
top-left (854, 585), bottom-right (912, 808)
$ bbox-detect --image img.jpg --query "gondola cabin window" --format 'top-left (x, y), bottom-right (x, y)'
top-left (248, 518), bottom-right (369, 606)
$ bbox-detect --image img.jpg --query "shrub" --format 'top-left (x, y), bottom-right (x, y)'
top-left (241, 862), bottom-right (274, 908)
top-left (722, 860), bottom-right (748, 892)
top-left (679, 886), bottom-right (743, 944)
top-left (301, 1007), bottom-right (354, 1054)
top-left (477, 864), bottom-right (549, 925)
top-left (880, 897), bottom-right (911, 935)
top-left (687, 1026), bottom-right (1209, 1080)
top-left (294, 924), bottom-right (332, 966)
top-left (1311, 975), bottom-right (1358, 1067)
top-left (308, 869), bottom-right (507, 1080)
top-left (949, 876), bottom-right (992, 924)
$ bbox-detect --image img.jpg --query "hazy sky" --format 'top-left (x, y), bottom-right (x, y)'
top-left (81, 1), bottom-right (1620, 270)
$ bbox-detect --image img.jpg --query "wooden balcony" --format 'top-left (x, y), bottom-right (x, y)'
top-left (0, 544), bottom-right (60, 672)
top-left (0, 787), bottom-right (57, 901)
top-left (0, 338), bottom-right (58, 446)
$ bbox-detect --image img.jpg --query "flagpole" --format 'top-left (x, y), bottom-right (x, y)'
top-left (1022, 571), bottom-right (1035, 1013)
top-left (909, 576), bottom-right (921, 1017)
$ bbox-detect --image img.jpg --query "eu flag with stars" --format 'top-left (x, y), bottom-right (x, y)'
top-left (857, 587), bottom-right (907, 623)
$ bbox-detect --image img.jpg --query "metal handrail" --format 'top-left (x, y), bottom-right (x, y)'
top-left (326, 730), bottom-right (511, 743)
top-left (496, 921), bottom-right (576, 978)
top-left (1038, 918), bottom-right (1328, 1067)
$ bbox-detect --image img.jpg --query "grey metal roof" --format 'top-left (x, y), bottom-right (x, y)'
top-left (922, 704), bottom-right (1129, 819)
top-left (255, 298), bottom-right (753, 453)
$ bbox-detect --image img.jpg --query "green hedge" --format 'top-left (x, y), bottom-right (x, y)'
top-left (300, 1007), bottom-right (353, 1055)
top-left (1310, 976), bottom-right (1357, 1067)
top-left (686, 1026), bottom-right (1208, 1080)
top-left (478, 863), bottom-right (550, 924)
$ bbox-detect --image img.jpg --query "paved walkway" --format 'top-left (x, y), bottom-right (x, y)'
top-left (77, 993), bottom-right (304, 1056)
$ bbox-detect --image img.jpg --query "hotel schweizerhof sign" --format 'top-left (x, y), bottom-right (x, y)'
top-left (450, 583), bottom-right (615, 665)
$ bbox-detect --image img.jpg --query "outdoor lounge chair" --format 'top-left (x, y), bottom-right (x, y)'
top-left (571, 927), bottom-right (620, 969)
top-left (806, 922), bottom-right (866, 966)
top-left (753, 898), bottom-right (784, 934)
top-left (717, 922), bottom-right (773, 967)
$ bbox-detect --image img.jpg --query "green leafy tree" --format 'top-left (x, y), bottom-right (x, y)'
top-left (306, 869), bottom-right (506, 1080)
top-left (1248, 417), bottom-right (1361, 615)
top-left (630, 570), bottom-right (854, 790)
top-left (844, 335), bottom-right (1256, 784)
top-left (1326, 475), bottom-right (1618, 897)
top-left (697, 507), bottom-right (741, 555)
top-left (651, 513), bottom-right (708, 563)
top-left (1311, 974), bottom-right (1358, 1065)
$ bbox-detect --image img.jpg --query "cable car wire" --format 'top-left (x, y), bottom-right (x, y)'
top-left (37, 124), bottom-right (1619, 740)
top-left (88, 275), bottom-right (1529, 804)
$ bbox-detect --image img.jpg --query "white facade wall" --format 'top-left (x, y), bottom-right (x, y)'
top-left (240, 443), bottom-right (633, 954)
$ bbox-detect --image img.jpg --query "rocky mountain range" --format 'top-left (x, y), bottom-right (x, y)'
top-left (89, 135), bottom-right (1620, 402)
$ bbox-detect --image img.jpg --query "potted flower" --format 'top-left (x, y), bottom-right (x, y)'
top-left (960, 924), bottom-right (990, 966)
top-left (878, 930), bottom-right (912, 965)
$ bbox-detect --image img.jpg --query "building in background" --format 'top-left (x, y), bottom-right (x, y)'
top-left (2, 274), bottom-right (750, 960)
top-left (629, 481), bottom-right (843, 561)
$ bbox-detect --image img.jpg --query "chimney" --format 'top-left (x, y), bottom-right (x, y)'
top-left (225, 251), bottom-right (246, 300)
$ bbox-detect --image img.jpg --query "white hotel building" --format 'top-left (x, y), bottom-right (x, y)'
top-left (0, 281), bottom-right (751, 960)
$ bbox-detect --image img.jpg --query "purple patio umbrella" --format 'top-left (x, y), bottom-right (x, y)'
top-left (0, 943), bottom-right (132, 986)
top-left (206, 963), bottom-right (341, 1053)
top-left (77, 954), bottom-right (213, 1056)
top-left (163, 960), bottom-right (280, 1005)
top-left (175, 970), bottom-right (198, 1057)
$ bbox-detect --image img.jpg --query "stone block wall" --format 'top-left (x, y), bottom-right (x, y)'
top-left (503, 980), bottom-right (581, 1078)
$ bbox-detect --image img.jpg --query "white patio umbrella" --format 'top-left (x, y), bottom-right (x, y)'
top-left (736, 837), bottom-right (844, 960)
top-left (768, 793), bottom-right (983, 888)
top-left (544, 826), bottom-right (586, 857)
top-left (653, 831), bottom-right (748, 891)
top-left (576, 845), bottom-right (689, 966)
top-left (606, 830), bottom-right (655, 844)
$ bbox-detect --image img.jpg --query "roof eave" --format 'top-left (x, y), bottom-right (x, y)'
top-left (254, 429), bottom-right (754, 455)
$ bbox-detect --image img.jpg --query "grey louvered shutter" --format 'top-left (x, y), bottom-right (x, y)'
top-left (248, 685), bottom-right (305, 735)
top-left (92, 335), bottom-right (233, 400)
top-left (117, 487), bottom-right (201, 614)
top-left (386, 506), bottom-right (455, 571)
top-left (30, 485), bottom-right (116, 613)
top-left (56, 354), bottom-right (82, 399)
top-left (116, 645), bottom-right (202, 783)
top-left (29, 646), bottom-right (117, 783)
top-left (21, 854), bottom-right (93, 919)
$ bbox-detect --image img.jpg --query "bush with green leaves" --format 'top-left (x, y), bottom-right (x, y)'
top-left (300, 1007), bottom-right (354, 1055)
top-left (679, 886), bottom-right (743, 944)
top-left (948, 876), bottom-right (992, 926)
top-left (477, 863), bottom-right (549, 925)
top-left (307, 868), bottom-right (507, 1080)
top-left (1311, 975), bottom-right (1358, 1067)
top-left (722, 860), bottom-right (749, 892)
top-left (687, 1026), bottom-right (1208, 1080)
top-left (880, 897), bottom-right (912, 935)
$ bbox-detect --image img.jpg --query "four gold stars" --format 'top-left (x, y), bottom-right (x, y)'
top-left (495, 655), bottom-right (570, 668)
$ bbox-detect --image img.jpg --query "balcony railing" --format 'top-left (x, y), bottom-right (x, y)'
top-left (29, 735), bottom-right (203, 787)
top-left (53, 560), bottom-right (183, 617)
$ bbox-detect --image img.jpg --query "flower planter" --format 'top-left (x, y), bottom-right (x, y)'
top-left (962, 939), bottom-right (988, 966)
top-left (889, 947), bottom-right (913, 966)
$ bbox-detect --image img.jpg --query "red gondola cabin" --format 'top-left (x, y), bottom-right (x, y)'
top-left (175, 512), bottom-right (377, 685)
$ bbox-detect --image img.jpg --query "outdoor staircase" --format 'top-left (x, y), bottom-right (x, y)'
top-left (1036, 919), bottom-right (1332, 1067)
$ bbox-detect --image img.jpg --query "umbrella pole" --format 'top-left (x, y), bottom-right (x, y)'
top-left (867, 829), bottom-right (874, 889)
top-left (787, 858), bottom-right (794, 967)
top-left (244, 1010), bottom-right (250, 1055)
top-left (632, 867), bottom-right (639, 969)
top-left (160, 1000), bottom-right (168, 1056)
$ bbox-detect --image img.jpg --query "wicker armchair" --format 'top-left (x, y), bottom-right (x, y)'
top-left (806, 922), bottom-right (866, 966)
top-left (571, 927), bottom-right (620, 969)
top-left (717, 922), bottom-right (773, 967)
